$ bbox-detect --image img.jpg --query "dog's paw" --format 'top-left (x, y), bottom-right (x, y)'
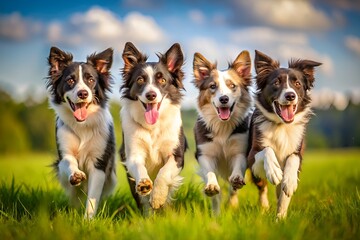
top-left (229, 175), bottom-right (245, 190)
top-left (150, 194), bottom-right (167, 210)
top-left (69, 170), bottom-right (86, 186)
top-left (264, 156), bottom-right (283, 185)
top-left (282, 174), bottom-right (298, 197)
top-left (136, 178), bottom-right (153, 196)
top-left (204, 184), bottom-right (220, 196)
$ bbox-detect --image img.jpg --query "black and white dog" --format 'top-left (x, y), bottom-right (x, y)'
top-left (247, 50), bottom-right (321, 219)
top-left (47, 47), bottom-right (117, 218)
top-left (192, 51), bottom-right (253, 214)
top-left (119, 42), bottom-right (187, 213)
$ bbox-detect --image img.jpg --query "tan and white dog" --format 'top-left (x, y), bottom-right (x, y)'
top-left (192, 51), bottom-right (253, 214)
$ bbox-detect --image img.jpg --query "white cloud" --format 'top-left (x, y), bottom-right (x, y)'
top-left (46, 7), bottom-right (167, 49)
top-left (310, 89), bottom-right (350, 110)
top-left (229, 27), bottom-right (333, 75)
top-left (230, 27), bottom-right (308, 46)
top-left (188, 10), bottom-right (205, 25)
top-left (345, 35), bottom-right (360, 56)
top-left (123, 12), bottom-right (166, 43)
top-left (234, 0), bottom-right (333, 30)
top-left (0, 12), bottom-right (41, 41)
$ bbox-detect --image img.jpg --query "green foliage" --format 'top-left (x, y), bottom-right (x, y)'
top-left (1, 87), bottom-right (360, 154)
top-left (0, 150), bottom-right (359, 240)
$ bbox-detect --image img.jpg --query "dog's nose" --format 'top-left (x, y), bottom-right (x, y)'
top-left (285, 92), bottom-right (296, 101)
top-left (146, 91), bottom-right (157, 101)
top-left (77, 90), bottom-right (89, 99)
top-left (219, 95), bottom-right (229, 104)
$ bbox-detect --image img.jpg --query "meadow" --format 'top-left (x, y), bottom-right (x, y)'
top-left (0, 149), bottom-right (359, 240)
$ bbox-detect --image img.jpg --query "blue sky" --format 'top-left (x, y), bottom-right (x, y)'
top-left (0, 0), bottom-right (360, 109)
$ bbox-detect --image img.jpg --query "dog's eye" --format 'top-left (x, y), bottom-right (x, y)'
top-left (230, 83), bottom-right (236, 89)
top-left (88, 78), bottom-right (95, 85)
top-left (137, 77), bottom-right (144, 85)
top-left (209, 83), bottom-right (217, 90)
top-left (274, 79), bottom-right (280, 86)
top-left (67, 79), bottom-right (75, 86)
top-left (158, 78), bottom-right (167, 85)
top-left (294, 80), bottom-right (301, 88)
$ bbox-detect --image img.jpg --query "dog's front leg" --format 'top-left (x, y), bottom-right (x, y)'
top-left (58, 154), bottom-right (86, 187)
top-left (253, 147), bottom-right (283, 185)
top-left (229, 153), bottom-right (247, 190)
top-left (150, 155), bottom-right (182, 209)
top-left (85, 167), bottom-right (106, 219)
top-left (282, 154), bottom-right (300, 197)
top-left (276, 153), bottom-right (300, 219)
top-left (127, 156), bottom-right (153, 196)
top-left (198, 155), bottom-right (220, 196)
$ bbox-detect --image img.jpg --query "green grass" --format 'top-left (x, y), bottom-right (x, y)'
top-left (0, 149), bottom-right (359, 240)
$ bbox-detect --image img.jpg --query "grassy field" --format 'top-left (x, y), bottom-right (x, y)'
top-left (0, 149), bottom-right (359, 240)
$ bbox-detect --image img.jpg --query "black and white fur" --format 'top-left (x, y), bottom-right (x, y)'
top-left (192, 51), bottom-right (253, 214)
top-left (47, 47), bottom-right (117, 218)
top-left (247, 50), bottom-right (321, 219)
top-left (119, 42), bottom-right (187, 213)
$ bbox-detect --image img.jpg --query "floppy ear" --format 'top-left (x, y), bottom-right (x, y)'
top-left (48, 46), bottom-right (73, 80)
top-left (193, 52), bottom-right (216, 88)
top-left (230, 50), bottom-right (251, 85)
top-left (254, 50), bottom-right (279, 90)
top-left (289, 59), bottom-right (322, 90)
top-left (87, 48), bottom-right (113, 89)
top-left (121, 42), bottom-right (148, 79)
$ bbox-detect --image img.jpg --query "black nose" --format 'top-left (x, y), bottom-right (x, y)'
top-left (285, 92), bottom-right (296, 101)
top-left (77, 90), bottom-right (89, 99)
top-left (219, 95), bottom-right (229, 104)
top-left (146, 91), bottom-right (157, 101)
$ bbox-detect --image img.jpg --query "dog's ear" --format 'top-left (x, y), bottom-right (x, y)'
top-left (87, 48), bottom-right (113, 89)
top-left (254, 50), bottom-right (279, 74)
top-left (193, 52), bottom-right (216, 88)
top-left (159, 43), bottom-right (185, 89)
top-left (48, 47), bottom-right (73, 80)
top-left (231, 50), bottom-right (251, 85)
top-left (122, 42), bottom-right (148, 78)
top-left (87, 48), bottom-right (113, 74)
top-left (161, 43), bottom-right (184, 73)
top-left (255, 50), bottom-right (279, 89)
top-left (289, 59), bottom-right (322, 90)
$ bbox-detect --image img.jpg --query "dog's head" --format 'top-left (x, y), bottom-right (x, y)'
top-left (193, 51), bottom-right (251, 121)
top-left (255, 50), bottom-right (321, 124)
top-left (47, 47), bottom-right (113, 122)
top-left (120, 42), bottom-right (184, 125)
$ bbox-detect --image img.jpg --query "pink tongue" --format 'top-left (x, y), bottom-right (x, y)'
top-left (73, 103), bottom-right (88, 122)
top-left (145, 103), bottom-right (159, 125)
top-left (280, 105), bottom-right (294, 122)
top-left (219, 107), bottom-right (231, 120)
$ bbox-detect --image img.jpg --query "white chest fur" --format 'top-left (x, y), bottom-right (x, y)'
top-left (120, 98), bottom-right (183, 176)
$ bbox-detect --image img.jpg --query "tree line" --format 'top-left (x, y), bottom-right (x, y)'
top-left (0, 88), bottom-right (359, 154)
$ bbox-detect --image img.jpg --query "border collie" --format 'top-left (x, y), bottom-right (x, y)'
top-left (192, 51), bottom-right (253, 214)
top-left (119, 42), bottom-right (187, 213)
top-left (47, 47), bottom-right (117, 218)
top-left (247, 50), bottom-right (321, 219)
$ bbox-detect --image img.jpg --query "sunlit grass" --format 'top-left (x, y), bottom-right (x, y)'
top-left (0, 149), bottom-right (359, 239)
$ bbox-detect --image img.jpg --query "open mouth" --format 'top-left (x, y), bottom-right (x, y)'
top-left (140, 97), bottom-right (164, 125)
top-left (215, 102), bottom-right (235, 121)
top-left (274, 101), bottom-right (297, 123)
top-left (67, 97), bottom-right (90, 122)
